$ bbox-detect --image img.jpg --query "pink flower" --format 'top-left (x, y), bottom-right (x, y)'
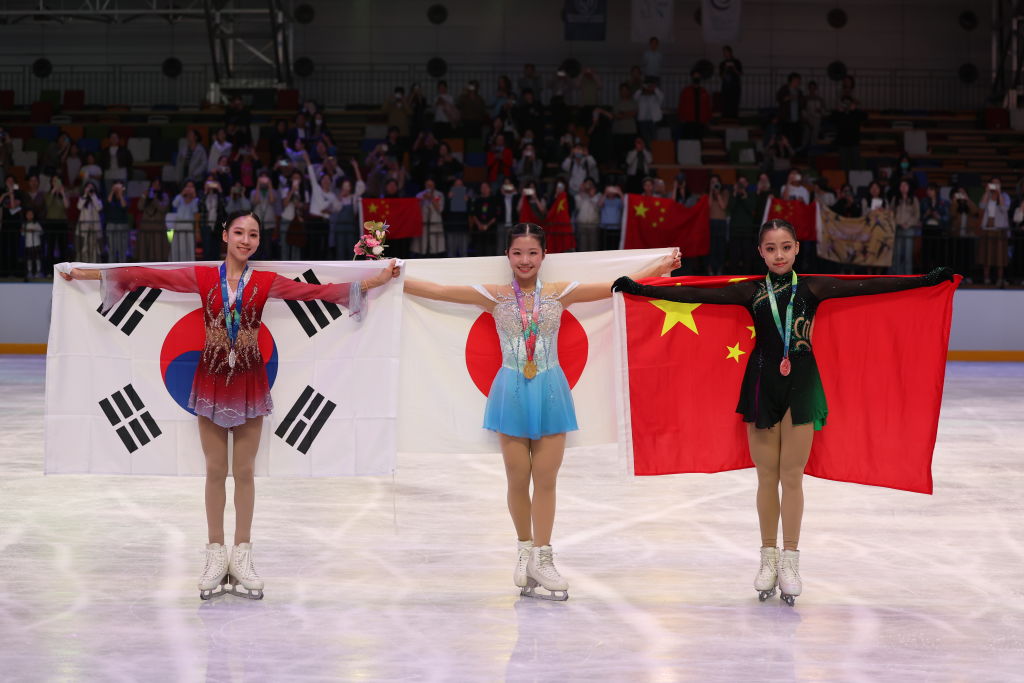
top-left (364, 237), bottom-right (380, 248)
top-left (353, 245), bottom-right (366, 256)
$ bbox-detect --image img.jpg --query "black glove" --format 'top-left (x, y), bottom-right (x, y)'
top-left (927, 266), bottom-right (954, 283)
top-left (612, 276), bottom-right (641, 295)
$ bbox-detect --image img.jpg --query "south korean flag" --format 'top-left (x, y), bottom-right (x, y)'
top-left (45, 260), bottom-right (403, 477)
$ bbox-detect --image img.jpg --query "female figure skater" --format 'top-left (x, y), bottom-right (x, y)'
top-left (60, 211), bottom-right (399, 600)
top-left (613, 219), bottom-right (952, 605)
top-left (404, 223), bottom-right (678, 600)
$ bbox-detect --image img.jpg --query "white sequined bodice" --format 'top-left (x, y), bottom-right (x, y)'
top-left (490, 286), bottom-right (568, 375)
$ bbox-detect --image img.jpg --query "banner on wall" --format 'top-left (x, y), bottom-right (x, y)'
top-left (564, 0), bottom-right (607, 41)
top-left (816, 206), bottom-right (896, 268)
top-left (701, 0), bottom-right (743, 44)
top-left (631, 0), bottom-right (674, 43)
top-left (45, 261), bottom-right (402, 476)
top-left (398, 249), bottom-right (670, 454)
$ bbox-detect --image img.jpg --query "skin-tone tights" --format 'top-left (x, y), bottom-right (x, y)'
top-left (500, 433), bottom-right (566, 547)
top-left (746, 409), bottom-right (814, 551)
top-left (198, 415), bottom-right (263, 545)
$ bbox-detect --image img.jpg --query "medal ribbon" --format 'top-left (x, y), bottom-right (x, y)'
top-left (512, 278), bottom-right (542, 366)
top-left (766, 271), bottom-right (798, 360)
top-left (219, 262), bottom-right (250, 350)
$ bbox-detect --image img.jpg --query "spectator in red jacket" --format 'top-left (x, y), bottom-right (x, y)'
top-left (486, 134), bottom-right (514, 188)
top-left (677, 69), bottom-right (712, 141)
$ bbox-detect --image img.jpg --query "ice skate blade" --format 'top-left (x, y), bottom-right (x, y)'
top-left (757, 587), bottom-right (777, 602)
top-left (225, 575), bottom-right (264, 600)
top-left (520, 578), bottom-right (568, 602)
top-left (780, 592), bottom-right (797, 607)
top-left (198, 575), bottom-right (230, 600)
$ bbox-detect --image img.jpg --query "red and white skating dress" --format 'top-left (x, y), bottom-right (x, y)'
top-left (100, 265), bottom-right (364, 428)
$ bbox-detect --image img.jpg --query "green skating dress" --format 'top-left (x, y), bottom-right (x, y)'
top-left (620, 268), bottom-right (951, 430)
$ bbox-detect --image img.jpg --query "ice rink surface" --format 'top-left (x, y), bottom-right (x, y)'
top-left (1, 356), bottom-right (1022, 682)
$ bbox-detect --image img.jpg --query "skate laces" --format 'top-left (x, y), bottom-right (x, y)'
top-left (201, 546), bottom-right (225, 578)
top-left (234, 547), bottom-right (260, 578)
top-left (536, 547), bottom-right (561, 580)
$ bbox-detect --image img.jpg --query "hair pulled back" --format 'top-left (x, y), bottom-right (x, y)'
top-left (506, 222), bottom-right (546, 251)
top-left (222, 210), bottom-right (263, 233)
top-left (757, 218), bottom-right (797, 244)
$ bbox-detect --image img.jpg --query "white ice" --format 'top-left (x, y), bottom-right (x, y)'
top-left (1, 356), bottom-right (1022, 682)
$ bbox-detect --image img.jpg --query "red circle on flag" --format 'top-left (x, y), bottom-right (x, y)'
top-left (465, 311), bottom-right (588, 396)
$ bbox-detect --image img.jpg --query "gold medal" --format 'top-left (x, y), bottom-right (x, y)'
top-left (523, 360), bottom-right (538, 380)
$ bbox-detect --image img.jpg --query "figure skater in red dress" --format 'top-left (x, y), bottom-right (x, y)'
top-left (61, 211), bottom-right (400, 600)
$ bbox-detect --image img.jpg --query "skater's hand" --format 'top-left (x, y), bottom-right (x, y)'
top-left (611, 276), bottom-right (642, 295)
top-left (366, 259), bottom-right (400, 289)
top-left (659, 248), bottom-right (681, 273)
top-left (928, 266), bottom-right (954, 283)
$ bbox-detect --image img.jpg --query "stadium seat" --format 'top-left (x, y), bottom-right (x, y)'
top-left (276, 89), bottom-right (299, 111)
top-left (904, 130), bottom-right (928, 155)
top-left (38, 90), bottom-right (61, 106)
top-left (33, 125), bottom-right (60, 141)
top-left (676, 140), bottom-right (701, 166)
top-left (30, 101), bottom-right (54, 123)
top-left (651, 140), bottom-right (675, 165)
top-left (127, 137), bottom-right (150, 162)
top-left (0, 90), bottom-right (14, 109)
top-left (724, 127), bottom-right (749, 148)
top-left (63, 90), bottom-right (85, 110)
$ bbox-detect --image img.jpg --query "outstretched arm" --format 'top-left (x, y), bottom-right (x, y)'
top-left (404, 278), bottom-right (495, 309)
top-left (60, 264), bottom-right (199, 313)
top-left (807, 267), bottom-right (954, 301)
top-left (561, 249), bottom-right (681, 305)
top-left (268, 259), bottom-right (399, 322)
top-left (612, 274), bottom-right (758, 306)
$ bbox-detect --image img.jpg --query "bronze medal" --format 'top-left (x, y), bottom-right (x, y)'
top-left (779, 357), bottom-right (791, 376)
top-left (524, 360), bottom-right (538, 380)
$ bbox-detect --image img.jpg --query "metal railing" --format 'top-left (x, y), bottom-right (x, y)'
top-left (0, 63), bottom-right (992, 112)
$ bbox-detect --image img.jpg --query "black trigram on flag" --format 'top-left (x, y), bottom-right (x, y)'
top-left (97, 287), bottom-right (161, 335)
top-left (286, 269), bottom-right (344, 337)
top-left (274, 386), bottom-right (336, 455)
top-left (98, 384), bottom-right (162, 453)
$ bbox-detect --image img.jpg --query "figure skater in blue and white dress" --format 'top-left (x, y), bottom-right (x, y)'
top-left (404, 223), bottom-right (679, 600)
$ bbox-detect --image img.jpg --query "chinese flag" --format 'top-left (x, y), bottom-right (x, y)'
top-left (360, 198), bottom-right (423, 239)
top-left (545, 191), bottom-right (576, 253)
top-left (622, 194), bottom-right (710, 257)
top-left (763, 198), bottom-right (817, 241)
top-left (621, 274), bottom-right (960, 493)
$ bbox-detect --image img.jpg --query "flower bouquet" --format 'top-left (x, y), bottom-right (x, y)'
top-left (354, 220), bottom-right (389, 259)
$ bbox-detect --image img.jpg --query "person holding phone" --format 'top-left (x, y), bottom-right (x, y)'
top-left (979, 178), bottom-right (1011, 287)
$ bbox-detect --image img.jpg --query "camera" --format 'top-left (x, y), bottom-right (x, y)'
top-left (523, 188), bottom-right (535, 197)
top-left (987, 182), bottom-right (998, 191)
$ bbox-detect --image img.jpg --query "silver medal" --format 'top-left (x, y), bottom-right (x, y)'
top-left (228, 349), bottom-right (237, 369)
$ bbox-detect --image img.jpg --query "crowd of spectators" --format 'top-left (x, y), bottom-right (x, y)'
top-left (0, 46), bottom-right (1021, 286)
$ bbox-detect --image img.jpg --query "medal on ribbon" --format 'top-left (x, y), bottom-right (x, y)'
top-left (512, 279), bottom-right (541, 380)
top-left (219, 262), bottom-right (250, 369)
top-left (766, 271), bottom-right (798, 377)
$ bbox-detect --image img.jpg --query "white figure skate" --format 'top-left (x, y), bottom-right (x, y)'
top-left (514, 540), bottom-right (533, 588)
top-left (754, 546), bottom-right (779, 602)
top-left (521, 545), bottom-right (568, 601)
top-left (778, 549), bottom-right (802, 606)
top-left (198, 543), bottom-right (229, 600)
top-left (226, 542), bottom-right (265, 600)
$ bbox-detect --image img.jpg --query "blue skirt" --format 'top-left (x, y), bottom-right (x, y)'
top-left (483, 366), bottom-right (579, 439)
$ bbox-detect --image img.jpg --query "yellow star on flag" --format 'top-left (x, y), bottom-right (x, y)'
top-left (634, 202), bottom-right (649, 218)
top-left (650, 300), bottom-right (700, 336)
top-left (556, 198), bottom-right (566, 212)
top-left (773, 202), bottom-right (783, 212)
top-left (746, 326), bottom-right (756, 339)
top-left (725, 342), bottom-right (746, 362)
top-left (368, 202), bottom-right (379, 213)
